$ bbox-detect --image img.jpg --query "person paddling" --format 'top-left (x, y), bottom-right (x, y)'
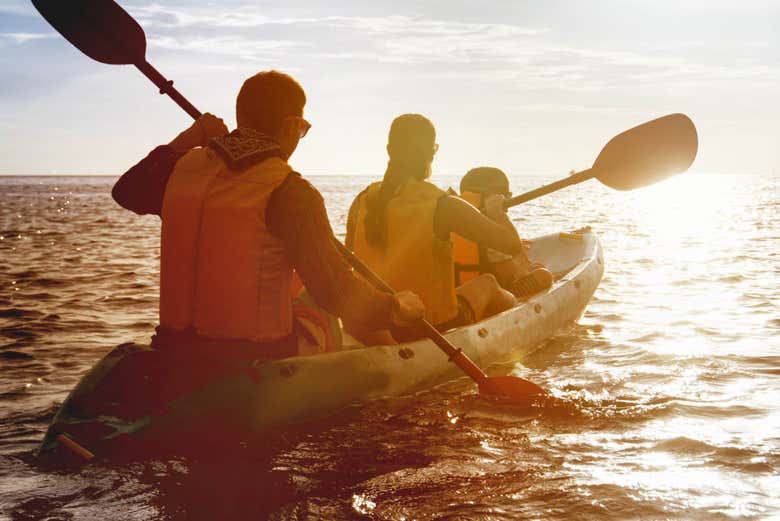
top-left (345, 114), bottom-right (522, 345)
top-left (112, 71), bottom-right (424, 359)
top-left (452, 167), bottom-right (554, 298)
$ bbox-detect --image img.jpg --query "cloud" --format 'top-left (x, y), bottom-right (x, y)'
top-left (128, 4), bottom-right (544, 37)
top-left (0, 2), bottom-right (37, 16)
top-left (128, 4), bottom-right (277, 29)
top-left (0, 32), bottom-right (55, 44)
top-left (116, 4), bottom-right (780, 93)
top-left (148, 35), bottom-right (300, 61)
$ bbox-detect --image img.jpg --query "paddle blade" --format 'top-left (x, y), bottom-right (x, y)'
top-left (32, 0), bottom-right (146, 65)
top-left (594, 113), bottom-right (698, 191)
top-left (478, 376), bottom-right (547, 404)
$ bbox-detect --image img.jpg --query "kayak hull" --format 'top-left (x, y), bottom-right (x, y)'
top-left (39, 229), bottom-right (603, 458)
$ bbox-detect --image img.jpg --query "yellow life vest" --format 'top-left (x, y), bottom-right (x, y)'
top-left (451, 190), bottom-right (488, 285)
top-left (159, 149), bottom-right (294, 343)
top-left (352, 178), bottom-right (459, 325)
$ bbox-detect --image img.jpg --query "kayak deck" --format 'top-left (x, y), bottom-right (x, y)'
top-left (39, 228), bottom-right (603, 458)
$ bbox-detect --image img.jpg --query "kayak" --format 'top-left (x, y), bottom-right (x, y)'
top-left (39, 228), bottom-right (603, 459)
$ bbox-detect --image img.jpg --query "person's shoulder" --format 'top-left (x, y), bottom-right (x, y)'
top-left (421, 179), bottom-right (448, 197)
top-left (286, 171), bottom-right (319, 191)
top-left (276, 171), bottom-right (325, 206)
top-left (436, 192), bottom-right (477, 215)
top-left (357, 182), bottom-right (377, 199)
top-left (172, 146), bottom-right (215, 168)
top-left (353, 181), bottom-right (382, 203)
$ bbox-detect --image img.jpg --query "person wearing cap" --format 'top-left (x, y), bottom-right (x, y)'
top-left (452, 167), bottom-right (554, 298)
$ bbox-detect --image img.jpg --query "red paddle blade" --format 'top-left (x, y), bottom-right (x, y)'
top-left (32, 0), bottom-right (146, 65)
top-left (478, 376), bottom-right (547, 403)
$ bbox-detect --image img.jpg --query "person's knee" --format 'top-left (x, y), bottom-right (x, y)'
top-left (472, 273), bottom-right (515, 317)
top-left (480, 273), bottom-right (511, 298)
top-left (476, 272), bottom-right (499, 289)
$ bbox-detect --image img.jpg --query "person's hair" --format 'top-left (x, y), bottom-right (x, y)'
top-left (460, 167), bottom-right (510, 195)
top-left (364, 114), bottom-right (436, 247)
top-left (235, 70), bottom-right (306, 135)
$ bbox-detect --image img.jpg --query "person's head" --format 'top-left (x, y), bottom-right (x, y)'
top-left (236, 70), bottom-right (309, 159)
top-left (460, 167), bottom-right (511, 198)
top-left (363, 114), bottom-right (438, 247)
top-left (386, 113), bottom-right (438, 181)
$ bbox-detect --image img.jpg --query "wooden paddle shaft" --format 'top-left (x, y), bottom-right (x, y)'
top-left (133, 53), bottom-right (492, 388)
top-left (504, 168), bottom-right (594, 209)
top-left (333, 239), bottom-right (490, 385)
top-left (135, 60), bottom-right (202, 120)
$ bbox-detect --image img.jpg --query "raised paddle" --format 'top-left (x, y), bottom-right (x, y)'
top-left (32, 0), bottom-right (547, 402)
top-left (504, 113), bottom-right (698, 208)
top-left (31, 0), bottom-right (201, 119)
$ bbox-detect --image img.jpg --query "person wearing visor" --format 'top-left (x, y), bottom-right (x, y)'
top-left (345, 114), bottom-right (522, 345)
top-left (452, 167), bottom-right (554, 298)
top-left (111, 70), bottom-right (425, 360)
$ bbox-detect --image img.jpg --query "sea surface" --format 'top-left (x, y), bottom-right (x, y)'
top-left (0, 173), bottom-right (778, 520)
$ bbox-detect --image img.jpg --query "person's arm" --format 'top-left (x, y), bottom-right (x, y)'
top-left (267, 174), bottom-right (423, 330)
top-left (112, 145), bottom-right (184, 216)
top-left (434, 194), bottom-right (524, 255)
top-left (111, 113), bottom-right (228, 216)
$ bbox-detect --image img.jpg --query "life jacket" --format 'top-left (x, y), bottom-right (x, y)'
top-left (159, 148), bottom-right (294, 343)
top-left (451, 190), bottom-right (490, 286)
top-left (352, 178), bottom-right (459, 325)
top-left (290, 271), bottom-right (342, 354)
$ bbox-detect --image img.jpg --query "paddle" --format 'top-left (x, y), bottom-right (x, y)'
top-left (334, 240), bottom-right (546, 401)
top-left (504, 113), bottom-right (698, 208)
top-left (31, 0), bottom-right (201, 119)
top-left (33, 0), bottom-right (547, 403)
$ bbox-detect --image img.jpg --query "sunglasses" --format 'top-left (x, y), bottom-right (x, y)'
top-left (285, 116), bottom-right (311, 139)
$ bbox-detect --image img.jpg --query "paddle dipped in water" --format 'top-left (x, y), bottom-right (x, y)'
top-left (32, 0), bottom-right (548, 403)
top-left (33, 0), bottom-right (699, 404)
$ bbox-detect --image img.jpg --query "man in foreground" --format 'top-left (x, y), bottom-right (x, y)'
top-left (113, 70), bottom-right (424, 358)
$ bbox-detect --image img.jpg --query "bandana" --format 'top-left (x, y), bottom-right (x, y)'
top-left (208, 127), bottom-right (282, 171)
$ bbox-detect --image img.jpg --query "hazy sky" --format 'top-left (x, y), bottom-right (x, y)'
top-left (1, 0), bottom-right (778, 176)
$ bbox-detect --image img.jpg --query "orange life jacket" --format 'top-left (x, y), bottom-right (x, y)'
top-left (451, 190), bottom-right (490, 286)
top-left (352, 178), bottom-right (459, 325)
top-left (159, 149), bottom-right (294, 343)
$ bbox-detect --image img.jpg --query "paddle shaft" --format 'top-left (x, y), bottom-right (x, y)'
top-left (504, 168), bottom-right (594, 209)
top-left (333, 239), bottom-right (490, 385)
top-left (130, 56), bottom-right (494, 387)
top-left (135, 60), bottom-right (201, 120)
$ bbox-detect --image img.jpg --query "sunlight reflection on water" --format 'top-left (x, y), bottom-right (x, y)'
top-left (0, 173), bottom-right (778, 520)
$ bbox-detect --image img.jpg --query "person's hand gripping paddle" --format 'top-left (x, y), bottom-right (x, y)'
top-left (32, 0), bottom-right (697, 405)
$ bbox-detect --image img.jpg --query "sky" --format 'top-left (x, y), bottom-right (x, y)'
top-left (0, 0), bottom-right (778, 176)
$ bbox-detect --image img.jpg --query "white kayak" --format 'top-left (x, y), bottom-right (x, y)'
top-left (40, 227), bottom-right (603, 457)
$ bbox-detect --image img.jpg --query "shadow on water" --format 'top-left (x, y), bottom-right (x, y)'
top-left (2, 340), bottom-right (679, 521)
top-left (6, 404), bottom-right (441, 520)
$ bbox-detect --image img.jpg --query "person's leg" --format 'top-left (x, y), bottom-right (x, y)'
top-left (490, 247), bottom-right (554, 300)
top-left (492, 240), bottom-right (535, 287)
top-left (344, 323), bottom-right (398, 347)
top-left (508, 267), bottom-right (554, 299)
top-left (456, 273), bottom-right (516, 322)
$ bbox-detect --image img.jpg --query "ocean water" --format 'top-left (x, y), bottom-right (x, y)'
top-left (0, 173), bottom-right (778, 520)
